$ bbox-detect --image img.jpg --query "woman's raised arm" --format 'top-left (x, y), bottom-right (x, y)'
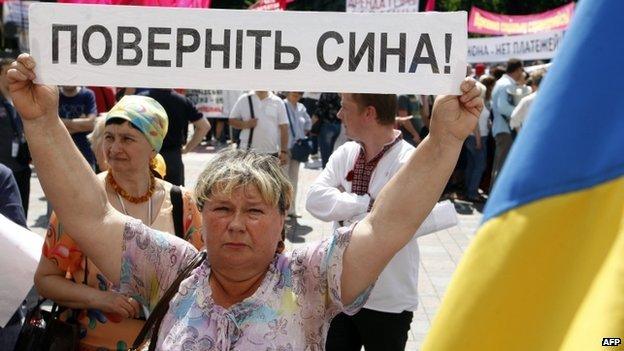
top-left (8, 54), bottom-right (126, 283)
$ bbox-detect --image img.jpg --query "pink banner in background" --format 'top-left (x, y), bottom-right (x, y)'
top-left (59, 0), bottom-right (211, 8)
top-left (249, 0), bottom-right (294, 11)
top-left (468, 2), bottom-right (575, 35)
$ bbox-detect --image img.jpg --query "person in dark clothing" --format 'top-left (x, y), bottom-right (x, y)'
top-left (58, 86), bottom-right (97, 168)
top-left (314, 93), bottom-right (342, 168)
top-left (143, 89), bottom-right (210, 186)
top-left (300, 93), bottom-right (321, 156)
top-left (0, 58), bottom-right (30, 217)
top-left (0, 163), bottom-right (26, 227)
top-left (396, 94), bottom-right (423, 147)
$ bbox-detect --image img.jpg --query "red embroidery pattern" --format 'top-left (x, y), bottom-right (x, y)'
top-left (348, 136), bottom-right (402, 197)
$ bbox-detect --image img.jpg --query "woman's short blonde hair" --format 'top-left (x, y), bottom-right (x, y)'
top-left (87, 116), bottom-right (106, 152)
top-left (195, 150), bottom-right (293, 214)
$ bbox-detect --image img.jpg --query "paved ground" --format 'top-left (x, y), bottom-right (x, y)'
top-left (25, 144), bottom-right (483, 350)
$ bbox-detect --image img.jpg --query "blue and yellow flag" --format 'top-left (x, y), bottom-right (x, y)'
top-left (422, 1), bottom-right (624, 350)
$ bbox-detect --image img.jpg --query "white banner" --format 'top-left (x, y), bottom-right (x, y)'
top-left (29, 3), bottom-right (466, 95)
top-left (186, 89), bottom-right (243, 118)
top-left (347, 0), bottom-right (420, 13)
top-left (467, 29), bottom-right (564, 63)
top-left (0, 215), bottom-right (43, 327)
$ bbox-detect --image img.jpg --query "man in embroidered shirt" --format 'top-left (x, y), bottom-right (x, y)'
top-left (305, 93), bottom-right (418, 350)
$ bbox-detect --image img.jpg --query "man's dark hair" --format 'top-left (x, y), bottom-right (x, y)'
top-left (506, 58), bottom-right (523, 74)
top-left (479, 75), bottom-right (496, 101)
top-left (491, 66), bottom-right (506, 80)
top-left (351, 93), bottom-right (397, 126)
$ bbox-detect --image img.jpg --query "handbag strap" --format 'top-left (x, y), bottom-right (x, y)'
top-left (246, 95), bottom-right (255, 151)
top-left (170, 185), bottom-right (184, 239)
top-left (131, 250), bottom-right (207, 350)
top-left (283, 101), bottom-right (296, 139)
top-left (83, 257), bottom-right (89, 285)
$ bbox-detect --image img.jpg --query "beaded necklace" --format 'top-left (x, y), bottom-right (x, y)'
top-left (106, 172), bottom-right (155, 204)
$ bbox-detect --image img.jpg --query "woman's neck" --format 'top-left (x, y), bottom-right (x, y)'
top-left (109, 169), bottom-right (151, 196)
top-left (210, 268), bottom-right (267, 309)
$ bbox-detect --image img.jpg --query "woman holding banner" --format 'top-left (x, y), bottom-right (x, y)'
top-left (9, 53), bottom-right (481, 349)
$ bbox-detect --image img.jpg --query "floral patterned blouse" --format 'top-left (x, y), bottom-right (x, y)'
top-left (119, 219), bottom-right (373, 350)
top-left (42, 186), bottom-right (203, 351)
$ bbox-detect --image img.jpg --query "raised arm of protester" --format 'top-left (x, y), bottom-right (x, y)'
top-left (7, 54), bottom-right (127, 284)
top-left (341, 79), bottom-right (482, 304)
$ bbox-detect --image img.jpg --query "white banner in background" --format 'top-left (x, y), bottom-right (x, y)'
top-left (467, 29), bottom-right (564, 63)
top-left (29, 3), bottom-right (466, 95)
top-left (347, 0), bottom-right (420, 13)
top-left (0, 215), bottom-right (43, 327)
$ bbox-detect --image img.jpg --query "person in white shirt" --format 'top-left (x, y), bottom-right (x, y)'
top-left (306, 93), bottom-right (418, 350)
top-left (491, 58), bottom-right (525, 187)
top-left (229, 90), bottom-right (289, 165)
top-left (283, 92), bottom-right (312, 218)
top-left (463, 76), bottom-right (495, 202)
top-left (510, 69), bottom-right (546, 132)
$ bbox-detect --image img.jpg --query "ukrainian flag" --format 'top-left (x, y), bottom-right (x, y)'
top-left (422, 1), bottom-right (624, 350)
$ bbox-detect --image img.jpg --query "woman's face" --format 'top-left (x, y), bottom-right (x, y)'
top-left (103, 121), bottom-right (154, 174)
top-left (202, 185), bottom-right (284, 277)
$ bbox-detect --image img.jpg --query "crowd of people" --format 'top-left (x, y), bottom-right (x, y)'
top-left (0, 51), bottom-right (552, 350)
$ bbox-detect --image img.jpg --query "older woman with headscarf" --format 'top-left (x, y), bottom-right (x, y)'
top-left (33, 95), bottom-right (204, 350)
top-left (10, 54), bottom-right (482, 349)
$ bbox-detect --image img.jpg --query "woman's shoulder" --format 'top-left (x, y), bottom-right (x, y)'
top-left (165, 182), bottom-right (198, 210)
top-left (157, 178), bottom-right (173, 194)
top-left (179, 185), bottom-right (195, 199)
top-left (124, 218), bottom-right (197, 254)
top-left (158, 179), bottom-right (194, 200)
top-left (285, 229), bottom-right (353, 268)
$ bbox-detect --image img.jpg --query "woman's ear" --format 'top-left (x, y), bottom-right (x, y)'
top-left (276, 220), bottom-right (287, 254)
